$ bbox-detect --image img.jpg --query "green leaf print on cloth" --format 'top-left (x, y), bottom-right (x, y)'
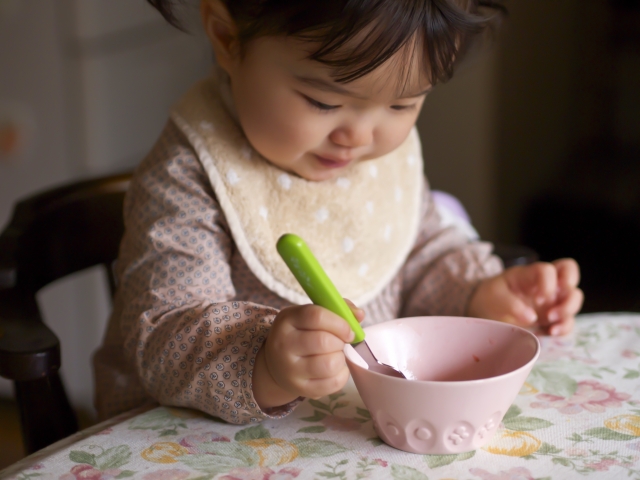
top-left (423, 450), bottom-right (475, 468)
top-left (390, 464), bottom-right (429, 480)
top-left (528, 364), bottom-right (578, 398)
top-left (128, 408), bottom-right (202, 436)
top-left (179, 445), bottom-right (259, 475)
top-left (290, 438), bottom-right (348, 458)
top-left (582, 427), bottom-right (638, 441)
top-left (314, 457), bottom-right (395, 479)
top-left (299, 391), bottom-right (369, 433)
top-left (576, 414), bottom-right (640, 442)
top-left (69, 445), bottom-right (132, 471)
top-left (233, 424), bottom-right (270, 441)
top-left (502, 405), bottom-right (554, 431)
top-left (140, 423), bottom-right (349, 476)
top-left (65, 445), bottom-right (134, 479)
top-left (297, 425), bottom-right (327, 433)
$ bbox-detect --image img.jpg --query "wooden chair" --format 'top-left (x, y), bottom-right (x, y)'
top-left (0, 172), bottom-right (536, 454)
top-left (0, 172), bottom-right (131, 454)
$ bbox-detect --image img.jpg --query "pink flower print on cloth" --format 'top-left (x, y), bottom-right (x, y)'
top-left (469, 466), bottom-right (535, 480)
top-left (530, 379), bottom-right (631, 414)
top-left (179, 431), bottom-right (231, 453)
top-left (59, 464), bottom-right (122, 480)
top-left (584, 458), bottom-right (624, 472)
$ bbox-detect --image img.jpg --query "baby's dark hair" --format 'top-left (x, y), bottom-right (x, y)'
top-left (148, 0), bottom-right (505, 85)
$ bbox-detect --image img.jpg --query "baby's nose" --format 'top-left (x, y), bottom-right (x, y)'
top-left (330, 124), bottom-right (373, 148)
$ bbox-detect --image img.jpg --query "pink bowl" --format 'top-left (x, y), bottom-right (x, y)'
top-left (344, 316), bottom-right (540, 454)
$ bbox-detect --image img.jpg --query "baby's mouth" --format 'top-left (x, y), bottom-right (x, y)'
top-left (314, 154), bottom-right (353, 169)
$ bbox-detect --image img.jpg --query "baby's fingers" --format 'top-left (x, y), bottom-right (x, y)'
top-left (547, 314), bottom-right (576, 337)
top-left (498, 292), bottom-right (539, 326)
top-left (547, 316), bottom-right (576, 337)
top-left (295, 330), bottom-right (350, 356)
top-left (507, 262), bottom-right (558, 305)
top-left (290, 305), bottom-right (354, 343)
top-left (546, 287), bottom-right (584, 331)
top-left (344, 298), bottom-right (365, 323)
top-left (303, 366), bottom-right (351, 399)
top-left (553, 258), bottom-right (581, 294)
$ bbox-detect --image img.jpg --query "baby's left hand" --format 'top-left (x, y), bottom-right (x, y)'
top-left (467, 259), bottom-right (583, 336)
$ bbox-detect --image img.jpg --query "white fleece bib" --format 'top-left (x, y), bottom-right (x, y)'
top-left (171, 76), bottom-right (424, 305)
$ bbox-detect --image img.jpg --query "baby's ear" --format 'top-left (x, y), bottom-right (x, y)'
top-left (201, 0), bottom-right (239, 72)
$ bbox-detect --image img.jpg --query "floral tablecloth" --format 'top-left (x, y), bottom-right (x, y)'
top-left (4, 313), bottom-right (640, 480)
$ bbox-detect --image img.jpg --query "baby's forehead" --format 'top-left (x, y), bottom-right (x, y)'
top-left (349, 65), bottom-right (430, 99)
top-left (279, 35), bottom-right (432, 99)
top-left (320, 51), bottom-right (431, 99)
top-left (316, 37), bottom-right (431, 97)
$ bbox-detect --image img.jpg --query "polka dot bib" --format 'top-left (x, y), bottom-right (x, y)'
top-left (171, 76), bottom-right (424, 306)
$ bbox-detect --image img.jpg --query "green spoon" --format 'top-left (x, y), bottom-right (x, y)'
top-left (276, 233), bottom-right (407, 378)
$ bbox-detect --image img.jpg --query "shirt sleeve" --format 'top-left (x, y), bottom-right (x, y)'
top-left (113, 121), bottom-right (298, 424)
top-left (400, 178), bottom-right (504, 318)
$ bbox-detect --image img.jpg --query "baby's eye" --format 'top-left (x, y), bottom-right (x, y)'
top-left (303, 95), bottom-right (340, 111)
top-left (390, 104), bottom-right (417, 111)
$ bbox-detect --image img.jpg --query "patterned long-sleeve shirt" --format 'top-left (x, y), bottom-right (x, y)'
top-left (93, 121), bottom-right (503, 423)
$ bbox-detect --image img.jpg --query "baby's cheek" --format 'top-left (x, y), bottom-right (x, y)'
top-left (242, 107), bottom-right (311, 160)
top-left (373, 121), bottom-right (415, 158)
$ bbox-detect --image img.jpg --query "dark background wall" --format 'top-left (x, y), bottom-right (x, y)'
top-left (494, 0), bottom-right (640, 312)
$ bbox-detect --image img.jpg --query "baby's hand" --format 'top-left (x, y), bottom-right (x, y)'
top-left (253, 300), bottom-right (364, 410)
top-left (467, 259), bottom-right (583, 336)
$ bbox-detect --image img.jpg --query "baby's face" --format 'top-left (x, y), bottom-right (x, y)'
top-left (225, 36), bottom-right (430, 182)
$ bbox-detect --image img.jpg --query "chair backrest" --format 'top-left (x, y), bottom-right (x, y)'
top-left (0, 172), bottom-right (131, 454)
top-left (0, 172), bottom-right (131, 295)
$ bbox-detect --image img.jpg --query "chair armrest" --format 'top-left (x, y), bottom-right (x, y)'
top-left (0, 287), bottom-right (61, 381)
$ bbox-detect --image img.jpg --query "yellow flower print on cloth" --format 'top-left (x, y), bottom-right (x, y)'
top-left (142, 437), bottom-right (300, 468)
top-left (141, 442), bottom-right (189, 464)
top-left (576, 414), bottom-right (640, 443)
top-left (605, 415), bottom-right (640, 436)
top-left (483, 430), bottom-right (542, 457)
top-left (481, 404), bottom-right (554, 457)
top-left (241, 438), bottom-right (299, 467)
top-left (141, 423), bottom-right (347, 477)
top-left (519, 382), bottom-right (539, 395)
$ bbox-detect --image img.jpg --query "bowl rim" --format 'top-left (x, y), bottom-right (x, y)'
top-left (344, 315), bottom-right (541, 385)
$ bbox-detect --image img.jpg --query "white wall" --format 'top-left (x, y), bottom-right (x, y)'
top-left (0, 0), bottom-right (210, 418)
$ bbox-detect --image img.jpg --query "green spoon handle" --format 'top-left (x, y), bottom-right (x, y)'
top-left (276, 233), bottom-right (365, 344)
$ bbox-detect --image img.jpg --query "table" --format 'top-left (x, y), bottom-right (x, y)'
top-left (3, 313), bottom-right (640, 480)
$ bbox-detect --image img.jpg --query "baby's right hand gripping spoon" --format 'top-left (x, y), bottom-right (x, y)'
top-left (276, 233), bottom-right (407, 379)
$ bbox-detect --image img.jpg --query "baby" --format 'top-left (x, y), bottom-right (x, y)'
top-left (93, 0), bottom-right (583, 424)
